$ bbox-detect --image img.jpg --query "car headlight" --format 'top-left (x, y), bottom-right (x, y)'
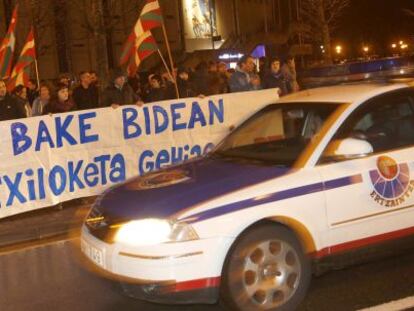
top-left (113, 218), bottom-right (199, 246)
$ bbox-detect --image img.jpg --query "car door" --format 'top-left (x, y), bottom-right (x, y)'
top-left (317, 89), bottom-right (414, 252)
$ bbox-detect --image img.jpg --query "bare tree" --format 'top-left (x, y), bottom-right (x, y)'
top-left (66, 0), bottom-right (141, 87)
top-left (29, 0), bottom-right (58, 58)
top-left (300, 0), bottom-right (350, 64)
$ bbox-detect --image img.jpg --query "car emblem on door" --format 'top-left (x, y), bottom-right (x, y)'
top-left (369, 156), bottom-right (414, 207)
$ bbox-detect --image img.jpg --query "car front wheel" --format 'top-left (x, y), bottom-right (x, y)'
top-left (221, 223), bottom-right (311, 311)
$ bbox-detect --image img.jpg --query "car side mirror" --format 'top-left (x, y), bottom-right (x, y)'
top-left (323, 138), bottom-right (373, 162)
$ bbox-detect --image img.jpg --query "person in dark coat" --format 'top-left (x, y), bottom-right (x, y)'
top-left (43, 83), bottom-right (77, 114)
top-left (102, 68), bottom-right (140, 107)
top-left (27, 79), bottom-right (39, 107)
top-left (89, 70), bottom-right (99, 88)
top-left (12, 85), bottom-right (32, 117)
top-left (72, 71), bottom-right (100, 110)
top-left (262, 57), bottom-right (288, 96)
top-left (144, 74), bottom-right (172, 103)
top-left (216, 62), bottom-right (230, 94)
top-left (191, 61), bottom-right (210, 96)
top-left (0, 80), bottom-right (26, 121)
top-left (176, 67), bottom-right (196, 98)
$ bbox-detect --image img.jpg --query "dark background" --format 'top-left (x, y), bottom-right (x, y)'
top-left (334, 0), bottom-right (414, 57)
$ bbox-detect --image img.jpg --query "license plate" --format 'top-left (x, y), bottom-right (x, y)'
top-left (81, 239), bottom-right (105, 268)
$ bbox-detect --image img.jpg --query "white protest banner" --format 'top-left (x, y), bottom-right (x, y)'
top-left (0, 89), bottom-right (279, 218)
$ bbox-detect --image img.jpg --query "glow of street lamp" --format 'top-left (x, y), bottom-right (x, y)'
top-left (363, 46), bottom-right (369, 53)
top-left (401, 44), bottom-right (408, 49)
top-left (399, 41), bottom-right (404, 45)
top-left (335, 45), bottom-right (342, 54)
top-left (392, 43), bottom-right (397, 48)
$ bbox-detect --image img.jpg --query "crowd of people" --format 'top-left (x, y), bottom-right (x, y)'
top-left (0, 55), bottom-right (299, 122)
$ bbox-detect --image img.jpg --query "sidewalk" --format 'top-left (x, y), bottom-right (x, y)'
top-left (0, 199), bottom-right (93, 249)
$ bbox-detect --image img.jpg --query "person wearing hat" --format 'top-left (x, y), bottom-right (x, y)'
top-left (102, 68), bottom-right (140, 108)
top-left (43, 83), bottom-right (77, 114)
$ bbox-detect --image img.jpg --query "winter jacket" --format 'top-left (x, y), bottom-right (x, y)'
top-left (102, 83), bottom-right (139, 107)
top-left (229, 69), bottom-right (254, 93)
top-left (72, 84), bottom-right (100, 110)
top-left (0, 94), bottom-right (26, 121)
top-left (262, 71), bottom-right (288, 96)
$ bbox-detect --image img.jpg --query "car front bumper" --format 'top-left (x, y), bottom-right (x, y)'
top-left (80, 225), bottom-right (234, 304)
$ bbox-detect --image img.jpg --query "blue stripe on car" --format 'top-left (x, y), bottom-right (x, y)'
top-left (181, 174), bottom-right (363, 223)
top-left (97, 158), bottom-right (291, 221)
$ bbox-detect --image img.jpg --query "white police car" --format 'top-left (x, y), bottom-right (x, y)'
top-left (81, 82), bottom-right (414, 310)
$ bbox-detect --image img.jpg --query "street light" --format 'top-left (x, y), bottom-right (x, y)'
top-left (335, 45), bottom-right (342, 54)
top-left (392, 43), bottom-right (397, 49)
top-left (363, 46), bottom-right (369, 53)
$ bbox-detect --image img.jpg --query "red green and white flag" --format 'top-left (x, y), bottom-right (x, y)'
top-left (0, 5), bottom-right (18, 79)
top-left (127, 30), bottom-right (158, 76)
top-left (119, 0), bottom-right (163, 66)
top-left (7, 28), bottom-right (36, 91)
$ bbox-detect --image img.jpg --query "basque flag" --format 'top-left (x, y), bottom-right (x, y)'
top-left (119, 0), bottom-right (163, 66)
top-left (7, 28), bottom-right (36, 91)
top-left (127, 31), bottom-right (158, 77)
top-left (0, 5), bottom-right (18, 79)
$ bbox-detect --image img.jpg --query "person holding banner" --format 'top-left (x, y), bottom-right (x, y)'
top-left (229, 55), bottom-right (256, 93)
top-left (176, 67), bottom-right (196, 98)
top-left (0, 79), bottom-right (25, 121)
top-left (43, 83), bottom-right (76, 114)
top-left (72, 71), bottom-right (99, 110)
top-left (102, 68), bottom-right (140, 108)
top-left (12, 85), bottom-right (32, 118)
top-left (263, 57), bottom-right (288, 96)
top-left (32, 84), bottom-right (51, 116)
top-left (144, 74), bottom-right (174, 103)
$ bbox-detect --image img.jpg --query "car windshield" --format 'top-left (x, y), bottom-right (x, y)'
top-left (213, 103), bottom-right (340, 166)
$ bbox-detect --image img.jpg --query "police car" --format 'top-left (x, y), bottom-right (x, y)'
top-left (81, 82), bottom-right (414, 311)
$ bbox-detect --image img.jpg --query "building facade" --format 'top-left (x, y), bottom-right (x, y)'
top-left (0, 0), bottom-right (307, 82)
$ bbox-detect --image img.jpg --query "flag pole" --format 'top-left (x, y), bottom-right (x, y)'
top-left (157, 49), bottom-right (174, 83)
top-left (34, 59), bottom-right (40, 89)
top-left (29, 1), bottom-right (40, 90)
top-left (161, 24), bottom-right (179, 99)
top-left (159, 4), bottom-right (179, 99)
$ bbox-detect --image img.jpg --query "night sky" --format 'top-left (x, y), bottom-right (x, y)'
top-left (333, 0), bottom-right (414, 57)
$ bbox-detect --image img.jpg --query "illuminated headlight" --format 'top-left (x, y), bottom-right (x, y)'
top-left (113, 218), bottom-right (199, 246)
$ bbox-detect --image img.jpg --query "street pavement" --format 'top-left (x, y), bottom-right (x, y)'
top-left (0, 199), bottom-right (91, 249)
top-left (1, 239), bottom-right (414, 311)
top-left (1, 202), bottom-right (414, 310)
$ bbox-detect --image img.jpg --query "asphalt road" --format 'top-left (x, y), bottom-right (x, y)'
top-left (1, 239), bottom-right (414, 311)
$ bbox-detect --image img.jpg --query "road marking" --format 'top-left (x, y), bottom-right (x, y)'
top-left (358, 296), bottom-right (414, 311)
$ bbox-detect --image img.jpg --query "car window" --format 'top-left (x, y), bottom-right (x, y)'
top-left (214, 103), bottom-right (339, 167)
top-left (327, 89), bottom-right (414, 156)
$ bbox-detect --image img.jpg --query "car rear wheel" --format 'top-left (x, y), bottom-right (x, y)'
top-left (221, 223), bottom-right (311, 311)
